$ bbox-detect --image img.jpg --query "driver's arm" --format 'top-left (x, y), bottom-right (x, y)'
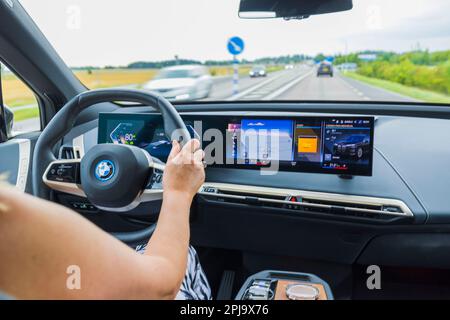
top-left (0, 139), bottom-right (205, 300)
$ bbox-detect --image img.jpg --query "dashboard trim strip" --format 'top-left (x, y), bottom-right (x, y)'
top-left (199, 182), bottom-right (413, 218)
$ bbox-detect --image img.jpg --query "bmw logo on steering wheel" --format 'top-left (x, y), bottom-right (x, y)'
top-left (95, 160), bottom-right (116, 182)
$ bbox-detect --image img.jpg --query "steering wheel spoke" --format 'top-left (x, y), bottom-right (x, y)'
top-left (43, 159), bottom-right (86, 198)
top-left (140, 157), bottom-right (165, 203)
top-left (42, 151), bottom-right (168, 210)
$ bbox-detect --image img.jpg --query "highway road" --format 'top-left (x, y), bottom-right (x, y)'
top-left (280, 68), bottom-right (417, 102)
top-left (205, 65), bottom-right (417, 102)
top-left (205, 65), bottom-right (314, 101)
top-left (13, 66), bottom-right (417, 132)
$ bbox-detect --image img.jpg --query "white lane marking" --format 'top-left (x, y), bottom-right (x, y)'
top-left (337, 72), bottom-right (371, 100)
top-left (226, 72), bottom-right (289, 101)
top-left (262, 69), bottom-right (314, 100)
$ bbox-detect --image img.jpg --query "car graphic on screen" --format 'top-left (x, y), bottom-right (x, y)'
top-left (333, 135), bottom-right (370, 159)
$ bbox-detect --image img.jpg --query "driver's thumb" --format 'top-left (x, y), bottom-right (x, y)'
top-left (168, 140), bottom-right (181, 160)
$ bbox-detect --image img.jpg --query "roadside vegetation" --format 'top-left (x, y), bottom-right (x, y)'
top-left (338, 50), bottom-right (450, 103)
top-left (75, 65), bottom-right (284, 86)
top-left (11, 107), bottom-right (40, 122)
top-left (4, 64), bottom-right (285, 122)
top-left (4, 65), bottom-right (287, 107)
top-left (4, 50), bottom-right (449, 124)
top-left (75, 68), bottom-right (158, 89)
top-left (344, 72), bottom-right (450, 104)
top-left (2, 73), bottom-right (37, 108)
top-left (209, 65), bottom-right (284, 77)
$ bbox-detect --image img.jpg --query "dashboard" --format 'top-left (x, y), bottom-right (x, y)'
top-left (52, 102), bottom-right (450, 274)
top-left (98, 114), bottom-right (375, 176)
top-left (65, 104), bottom-right (450, 225)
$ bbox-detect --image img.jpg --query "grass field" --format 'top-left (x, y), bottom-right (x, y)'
top-left (3, 68), bottom-right (160, 112)
top-left (2, 73), bottom-right (37, 108)
top-left (75, 68), bottom-right (158, 89)
top-left (4, 65), bottom-right (285, 123)
top-left (12, 107), bottom-right (40, 122)
top-left (343, 72), bottom-right (450, 104)
top-left (4, 66), bottom-right (279, 107)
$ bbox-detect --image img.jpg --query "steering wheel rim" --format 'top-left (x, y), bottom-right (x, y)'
top-left (32, 89), bottom-right (191, 243)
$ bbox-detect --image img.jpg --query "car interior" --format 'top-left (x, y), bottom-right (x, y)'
top-left (1, 0), bottom-right (450, 300)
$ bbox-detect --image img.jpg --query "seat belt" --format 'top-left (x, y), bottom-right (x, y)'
top-left (0, 62), bottom-right (8, 142)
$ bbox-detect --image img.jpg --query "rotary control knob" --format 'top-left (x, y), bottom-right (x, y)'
top-left (286, 284), bottom-right (320, 300)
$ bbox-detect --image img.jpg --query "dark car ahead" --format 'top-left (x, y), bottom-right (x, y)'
top-left (333, 135), bottom-right (370, 159)
top-left (317, 63), bottom-right (333, 77)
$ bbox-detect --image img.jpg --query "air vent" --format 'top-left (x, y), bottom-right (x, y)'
top-left (59, 146), bottom-right (75, 160)
top-left (199, 183), bottom-right (413, 222)
top-left (301, 197), bottom-right (382, 211)
top-left (220, 189), bottom-right (286, 201)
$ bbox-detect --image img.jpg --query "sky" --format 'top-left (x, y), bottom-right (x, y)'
top-left (19, 0), bottom-right (450, 68)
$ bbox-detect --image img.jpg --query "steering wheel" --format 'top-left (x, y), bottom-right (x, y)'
top-left (32, 89), bottom-right (191, 243)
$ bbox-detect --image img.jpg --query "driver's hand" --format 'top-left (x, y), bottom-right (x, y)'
top-left (163, 139), bottom-right (205, 201)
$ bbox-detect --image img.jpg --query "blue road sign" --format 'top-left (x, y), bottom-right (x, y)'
top-left (227, 37), bottom-right (245, 56)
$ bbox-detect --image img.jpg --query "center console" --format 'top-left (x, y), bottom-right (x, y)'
top-left (235, 271), bottom-right (334, 301)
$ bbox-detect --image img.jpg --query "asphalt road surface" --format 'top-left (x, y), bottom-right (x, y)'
top-left (280, 69), bottom-right (417, 102)
top-left (13, 66), bottom-right (417, 132)
top-left (205, 66), bottom-right (417, 102)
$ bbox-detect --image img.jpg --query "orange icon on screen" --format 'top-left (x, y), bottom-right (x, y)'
top-left (298, 137), bottom-right (318, 153)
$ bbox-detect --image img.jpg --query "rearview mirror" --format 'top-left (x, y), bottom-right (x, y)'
top-left (239, 0), bottom-right (353, 20)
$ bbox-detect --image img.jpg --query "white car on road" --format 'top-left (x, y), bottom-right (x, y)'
top-left (143, 65), bottom-right (213, 101)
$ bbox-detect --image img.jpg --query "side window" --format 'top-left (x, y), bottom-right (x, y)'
top-left (1, 65), bottom-right (40, 135)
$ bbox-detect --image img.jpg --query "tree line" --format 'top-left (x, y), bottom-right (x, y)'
top-left (72, 54), bottom-right (312, 71)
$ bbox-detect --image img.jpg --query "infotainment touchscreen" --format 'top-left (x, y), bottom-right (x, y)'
top-left (98, 113), bottom-right (375, 176)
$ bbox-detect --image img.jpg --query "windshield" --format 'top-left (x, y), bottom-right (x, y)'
top-left (20, 0), bottom-right (450, 104)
